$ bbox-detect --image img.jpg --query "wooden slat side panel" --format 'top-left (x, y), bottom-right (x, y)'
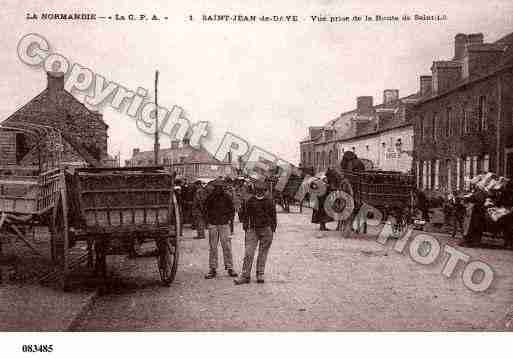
top-left (77, 172), bottom-right (173, 228)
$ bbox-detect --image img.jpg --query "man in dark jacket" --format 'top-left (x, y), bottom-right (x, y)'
top-left (204, 180), bottom-right (238, 279)
top-left (416, 189), bottom-right (430, 222)
top-left (192, 181), bottom-right (207, 239)
top-left (234, 179), bottom-right (277, 284)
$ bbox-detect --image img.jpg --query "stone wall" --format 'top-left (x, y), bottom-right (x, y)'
top-left (414, 75), bottom-right (499, 166)
top-left (0, 72), bottom-right (108, 166)
top-left (0, 131), bottom-right (17, 165)
top-left (413, 67), bottom-right (513, 190)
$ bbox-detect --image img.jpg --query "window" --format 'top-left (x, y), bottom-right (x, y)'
top-left (465, 156), bottom-right (471, 190)
top-left (463, 106), bottom-right (471, 133)
top-left (483, 154), bottom-right (490, 172)
top-left (419, 116), bottom-right (424, 141)
top-left (446, 107), bottom-right (452, 137)
top-left (432, 113), bottom-right (437, 140)
top-left (446, 159), bottom-right (452, 191)
top-left (478, 96), bottom-right (487, 131)
top-left (366, 145), bottom-right (369, 151)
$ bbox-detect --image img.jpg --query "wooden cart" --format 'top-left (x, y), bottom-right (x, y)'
top-left (342, 170), bottom-right (415, 232)
top-left (64, 166), bottom-right (180, 286)
top-left (0, 124), bottom-right (63, 262)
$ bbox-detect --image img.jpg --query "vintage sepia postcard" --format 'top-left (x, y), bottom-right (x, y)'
top-left (0, 0), bottom-right (512, 357)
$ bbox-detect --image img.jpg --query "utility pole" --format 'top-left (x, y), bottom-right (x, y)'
top-left (154, 70), bottom-right (160, 165)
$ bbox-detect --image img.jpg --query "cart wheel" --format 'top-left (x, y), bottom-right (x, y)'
top-left (50, 195), bottom-right (70, 290)
top-left (157, 237), bottom-right (178, 286)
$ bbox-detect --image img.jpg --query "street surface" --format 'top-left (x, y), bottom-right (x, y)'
top-left (72, 208), bottom-right (513, 331)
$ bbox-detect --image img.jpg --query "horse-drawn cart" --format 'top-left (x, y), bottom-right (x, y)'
top-left (65, 166), bottom-right (180, 287)
top-left (342, 170), bottom-right (415, 231)
top-left (0, 122), bottom-right (180, 289)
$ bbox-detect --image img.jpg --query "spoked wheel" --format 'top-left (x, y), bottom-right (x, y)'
top-left (50, 194), bottom-right (71, 290)
top-left (158, 192), bottom-right (180, 286)
top-left (157, 237), bottom-right (178, 286)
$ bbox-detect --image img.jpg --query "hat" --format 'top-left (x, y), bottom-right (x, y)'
top-left (212, 179), bottom-right (225, 187)
top-left (254, 180), bottom-right (267, 190)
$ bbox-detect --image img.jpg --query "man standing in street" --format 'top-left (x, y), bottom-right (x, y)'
top-left (224, 177), bottom-right (236, 235)
top-left (235, 179), bottom-right (277, 285)
top-left (192, 180), bottom-right (207, 239)
top-left (204, 179), bottom-right (238, 279)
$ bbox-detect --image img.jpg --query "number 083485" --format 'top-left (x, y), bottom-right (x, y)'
top-left (21, 344), bottom-right (54, 353)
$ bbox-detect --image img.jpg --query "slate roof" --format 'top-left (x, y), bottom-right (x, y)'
top-left (416, 31), bottom-right (513, 105)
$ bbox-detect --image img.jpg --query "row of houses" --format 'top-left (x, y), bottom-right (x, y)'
top-left (300, 31), bottom-right (513, 195)
top-left (125, 137), bottom-right (234, 182)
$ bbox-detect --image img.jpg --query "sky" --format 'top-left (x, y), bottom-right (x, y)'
top-left (0, 0), bottom-right (512, 164)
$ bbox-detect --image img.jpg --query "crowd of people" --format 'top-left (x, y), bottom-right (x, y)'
top-left (174, 176), bottom-right (277, 285)
top-left (308, 150), bottom-right (513, 250)
top-left (171, 156), bottom-right (513, 286)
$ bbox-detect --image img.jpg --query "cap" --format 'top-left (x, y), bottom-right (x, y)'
top-left (212, 179), bottom-right (225, 187)
top-left (254, 180), bottom-right (267, 189)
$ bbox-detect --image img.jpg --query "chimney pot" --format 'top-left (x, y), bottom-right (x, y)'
top-left (454, 33), bottom-right (467, 61)
top-left (47, 71), bottom-right (65, 91)
top-left (419, 75), bottom-right (432, 96)
top-left (383, 89), bottom-right (399, 105)
top-left (431, 61), bottom-right (461, 93)
top-left (132, 148), bottom-right (140, 157)
top-left (171, 140), bottom-right (180, 149)
top-left (454, 33), bottom-right (484, 61)
top-left (356, 96), bottom-right (373, 116)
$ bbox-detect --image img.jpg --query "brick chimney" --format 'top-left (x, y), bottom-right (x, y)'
top-left (171, 140), bottom-right (180, 149)
top-left (356, 96), bottom-right (373, 116)
top-left (454, 33), bottom-right (484, 61)
top-left (383, 89), bottom-right (399, 105)
top-left (431, 61), bottom-right (462, 93)
top-left (308, 127), bottom-right (323, 140)
top-left (467, 33), bottom-right (484, 47)
top-left (419, 75), bottom-right (432, 96)
top-left (462, 43), bottom-right (504, 78)
top-left (47, 71), bottom-right (65, 91)
top-left (454, 33), bottom-right (468, 61)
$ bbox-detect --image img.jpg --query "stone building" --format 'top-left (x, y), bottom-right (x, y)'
top-left (413, 32), bottom-right (513, 194)
top-left (0, 71), bottom-right (109, 167)
top-left (300, 90), bottom-right (419, 174)
top-left (126, 137), bottom-right (234, 182)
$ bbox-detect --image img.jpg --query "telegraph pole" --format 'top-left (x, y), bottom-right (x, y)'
top-left (154, 70), bottom-right (160, 165)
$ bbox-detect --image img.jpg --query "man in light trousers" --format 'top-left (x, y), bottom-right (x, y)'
top-left (235, 179), bottom-right (277, 284)
top-left (204, 179), bottom-right (238, 279)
